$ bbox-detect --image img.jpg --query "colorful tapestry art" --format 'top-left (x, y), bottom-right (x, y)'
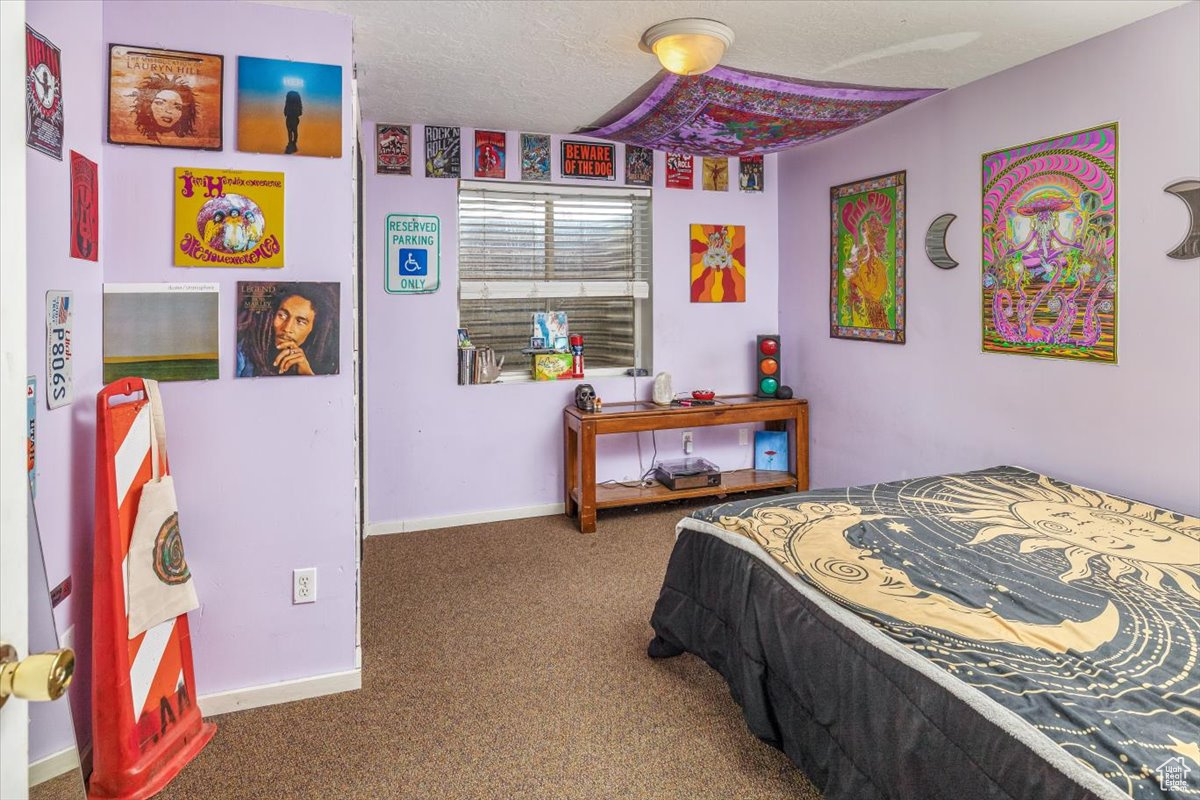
top-left (830, 171), bottom-right (906, 343)
top-left (585, 67), bottom-right (939, 157)
top-left (982, 124), bottom-right (1117, 363)
top-left (690, 224), bottom-right (745, 303)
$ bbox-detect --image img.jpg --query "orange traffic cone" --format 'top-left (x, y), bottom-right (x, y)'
top-left (90, 378), bottom-right (215, 799)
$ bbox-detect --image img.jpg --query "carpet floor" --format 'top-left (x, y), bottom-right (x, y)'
top-left (44, 500), bottom-right (822, 800)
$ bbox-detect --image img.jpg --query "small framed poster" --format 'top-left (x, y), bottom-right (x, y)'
top-left (376, 124), bottom-right (412, 175)
top-left (474, 130), bottom-right (506, 178)
top-left (666, 153), bottom-right (694, 189)
top-left (26, 26), bottom-right (63, 159)
top-left (425, 126), bottom-right (461, 178)
top-left (70, 151), bottom-right (98, 260)
top-left (520, 133), bottom-right (550, 181)
top-left (626, 145), bottom-right (653, 187)
top-left (560, 140), bottom-right (615, 181)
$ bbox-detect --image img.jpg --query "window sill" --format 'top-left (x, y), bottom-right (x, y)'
top-left (465, 367), bottom-right (637, 385)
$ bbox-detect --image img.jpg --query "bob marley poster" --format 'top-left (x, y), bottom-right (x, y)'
top-left (830, 171), bottom-right (906, 343)
top-left (376, 124), bottom-right (411, 175)
top-left (690, 224), bottom-right (746, 303)
top-left (108, 44), bottom-right (223, 150)
top-left (236, 281), bottom-right (340, 377)
top-left (238, 56), bottom-right (342, 158)
top-left (173, 167), bottom-right (284, 268)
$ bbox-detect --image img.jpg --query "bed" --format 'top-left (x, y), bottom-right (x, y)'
top-left (648, 466), bottom-right (1199, 800)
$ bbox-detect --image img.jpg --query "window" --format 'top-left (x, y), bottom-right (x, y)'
top-left (458, 181), bottom-right (652, 377)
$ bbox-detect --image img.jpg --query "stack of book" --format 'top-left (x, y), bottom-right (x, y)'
top-left (457, 346), bottom-right (476, 385)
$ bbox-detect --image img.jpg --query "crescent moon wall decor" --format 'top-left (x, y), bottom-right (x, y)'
top-left (1164, 179), bottom-right (1200, 260)
top-left (924, 213), bottom-right (958, 269)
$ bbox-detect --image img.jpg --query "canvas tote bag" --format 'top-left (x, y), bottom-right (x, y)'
top-left (127, 380), bottom-right (200, 638)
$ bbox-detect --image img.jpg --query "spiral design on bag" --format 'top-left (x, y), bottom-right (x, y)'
top-left (154, 512), bottom-right (192, 585)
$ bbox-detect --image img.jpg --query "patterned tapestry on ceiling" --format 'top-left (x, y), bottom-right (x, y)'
top-left (583, 66), bottom-right (940, 157)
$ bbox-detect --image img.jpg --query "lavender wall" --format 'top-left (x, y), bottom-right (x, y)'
top-left (99, 0), bottom-right (358, 695)
top-left (363, 128), bottom-right (779, 528)
top-left (26, 0), bottom-right (104, 764)
top-left (778, 3), bottom-right (1200, 515)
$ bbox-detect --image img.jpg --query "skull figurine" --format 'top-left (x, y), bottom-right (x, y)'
top-left (574, 383), bottom-right (596, 412)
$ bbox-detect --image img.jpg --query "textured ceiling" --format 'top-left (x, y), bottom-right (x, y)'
top-left (262, 0), bottom-right (1185, 133)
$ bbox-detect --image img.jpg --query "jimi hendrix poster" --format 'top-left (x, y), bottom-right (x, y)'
top-left (376, 124), bottom-right (411, 175)
top-left (474, 130), bottom-right (506, 178)
top-left (26, 26), bottom-right (63, 159)
top-left (173, 167), bottom-right (284, 267)
top-left (425, 126), bottom-right (461, 178)
top-left (70, 151), bottom-right (98, 261)
top-left (108, 44), bottom-right (223, 150)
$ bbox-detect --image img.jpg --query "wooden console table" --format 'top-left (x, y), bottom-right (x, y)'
top-left (563, 395), bottom-right (809, 533)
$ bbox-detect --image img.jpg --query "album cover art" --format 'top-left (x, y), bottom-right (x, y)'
top-left (238, 56), bottom-right (342, 157)
top-left (236, 282), bottom-right (340, 377)
top-left (108, 44), bottom-right (223, 150)
top-left (173, 167), bottom-right (284, 267)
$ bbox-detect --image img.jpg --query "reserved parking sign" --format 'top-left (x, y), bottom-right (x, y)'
top-left (386, 213), bottom-right (440, 294)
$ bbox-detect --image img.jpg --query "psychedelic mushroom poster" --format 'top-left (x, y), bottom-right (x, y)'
top-left (173, 167), bottom-right (284, 267)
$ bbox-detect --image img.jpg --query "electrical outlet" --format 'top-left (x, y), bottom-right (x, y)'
top-left (682, 430), bottom-right (694, 455)
top-left (738, 428), bottom-right (749, 446)
top-left (293, 568), bottom-right (317, 604)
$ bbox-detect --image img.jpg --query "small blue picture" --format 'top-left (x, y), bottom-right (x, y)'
top-left (754, 430), bottom-right (788, 472)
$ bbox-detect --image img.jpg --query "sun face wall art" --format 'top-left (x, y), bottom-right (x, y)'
top-left (690, 224), bottom-right (746, 303)
top-left (982, 124), bottom-right (1117, 363)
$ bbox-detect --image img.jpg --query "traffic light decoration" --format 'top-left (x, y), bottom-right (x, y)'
top-left (756, 335), bottom-right (781, 398)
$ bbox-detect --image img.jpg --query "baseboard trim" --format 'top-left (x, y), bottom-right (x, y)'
top-left (30, 746), bottom-right (80, 787)
top-left (365, 502), bottom-right (564, 536)
top-left (198, 668), bottom-right (362, 717)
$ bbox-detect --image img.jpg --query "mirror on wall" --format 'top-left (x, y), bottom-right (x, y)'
top-left (28, 487), bottom-right (87, 800)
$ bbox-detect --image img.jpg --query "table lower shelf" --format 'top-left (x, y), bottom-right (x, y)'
top-left (577, 468), bottom-right (799, 510)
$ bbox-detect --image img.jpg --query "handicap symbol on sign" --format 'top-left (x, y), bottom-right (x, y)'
top-left (397, 248), bottom-right (428, 276)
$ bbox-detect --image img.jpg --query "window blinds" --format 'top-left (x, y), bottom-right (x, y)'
top-left (458, 181), bottom-right (652, 371)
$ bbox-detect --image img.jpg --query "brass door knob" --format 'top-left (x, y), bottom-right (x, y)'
top-left (0, 642), bottom-right (75, 708)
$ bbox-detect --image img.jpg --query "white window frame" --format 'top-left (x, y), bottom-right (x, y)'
top-left (457, 180), bottom-right (653, 382)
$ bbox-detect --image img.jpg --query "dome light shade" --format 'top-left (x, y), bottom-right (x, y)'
top-left (640, 18), bottom-right (734, 76)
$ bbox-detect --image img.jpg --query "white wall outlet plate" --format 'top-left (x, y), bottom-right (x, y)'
top-left (293, 568), bottom-right (317, 604)
top-left (738, 428), bottom-right (749, 446)
top-left (682, 430), bottom-right (693, 454)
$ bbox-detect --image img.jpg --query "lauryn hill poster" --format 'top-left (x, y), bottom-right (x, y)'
top-left (108, 44), bottom-right (223, 150)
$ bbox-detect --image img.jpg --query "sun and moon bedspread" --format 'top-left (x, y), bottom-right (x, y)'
top-left (693, 466), bottom-right (1199, 800)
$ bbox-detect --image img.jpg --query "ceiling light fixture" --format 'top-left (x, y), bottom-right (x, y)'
top-left (640, 18), bottom-right (734, 77)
